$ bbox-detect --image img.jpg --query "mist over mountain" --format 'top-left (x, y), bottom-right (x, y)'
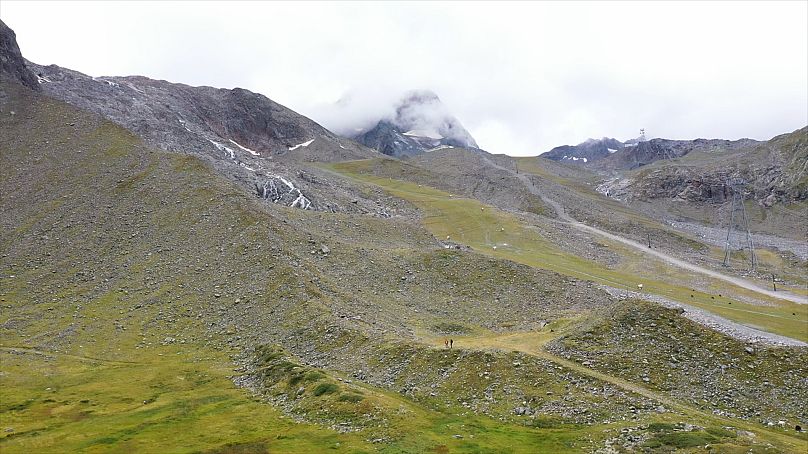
top-left (315, 88), bottom-right (479, 157)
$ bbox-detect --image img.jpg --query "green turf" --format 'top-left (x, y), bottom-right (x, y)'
top-left (328, 160), bottom-right (808, 342)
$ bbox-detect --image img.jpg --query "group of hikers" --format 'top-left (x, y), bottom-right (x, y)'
top-left (443, 338), bottom-right (454, 349)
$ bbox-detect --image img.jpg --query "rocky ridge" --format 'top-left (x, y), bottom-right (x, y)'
top-left (0, 20), bottom-right (39, 91)
top-left (24, 61), bottom-right (389, 214)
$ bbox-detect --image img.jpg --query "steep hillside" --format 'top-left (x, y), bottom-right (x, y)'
top-left (549, 301), bottom-right (808, 426)
top-left (25, 61), bottom-right (387, 214)
top-left (4, 82), bottom-right (805, 452)
top-left (0, 82), bottom-right (637, 452)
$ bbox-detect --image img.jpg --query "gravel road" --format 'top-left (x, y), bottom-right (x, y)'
top-left (483, 157), bottom-right (807, 305)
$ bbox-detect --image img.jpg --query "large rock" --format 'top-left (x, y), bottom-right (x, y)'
top-left (0, 20), bottom-right (40, 91)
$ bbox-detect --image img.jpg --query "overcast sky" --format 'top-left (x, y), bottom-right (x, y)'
top-left (2, 1), bottom-right (806, 155)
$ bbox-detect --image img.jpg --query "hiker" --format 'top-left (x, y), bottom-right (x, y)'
top-left (449, 339), bottom-right (453, 349)
top-left (444, 339), bottom-right (449, 349)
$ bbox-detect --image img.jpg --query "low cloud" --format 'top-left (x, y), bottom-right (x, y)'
top-left (3, 1), bottom-right (806, 155)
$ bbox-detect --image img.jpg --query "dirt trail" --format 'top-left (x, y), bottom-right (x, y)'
top-left (425, 331), bottom-right (805, 452)
top-left (484, 157), bottom-right (807, 305)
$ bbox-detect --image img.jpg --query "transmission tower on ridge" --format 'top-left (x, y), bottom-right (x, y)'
top-left (722, 176), bottom-right (756, 271)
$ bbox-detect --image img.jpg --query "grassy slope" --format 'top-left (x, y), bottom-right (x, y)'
top-left (328, 160), bottom-right (807, 342)
top-left (548, 302), bottom-right (808, 430)
top-left (1, 84), bottom-right (804, 453)
top-left (0, 83), bottom-right (671, 453)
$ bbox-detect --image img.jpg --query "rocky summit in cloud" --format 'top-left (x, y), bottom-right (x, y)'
top-left (335, 89), bottom-right (479, 158)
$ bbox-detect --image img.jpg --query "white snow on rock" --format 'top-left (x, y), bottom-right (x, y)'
top-left (403, 129), bottom-right (443, 140)
top-left (208, 139), bottom-right (235, 159)
top-left (126, 82), bottom-right (145, 94)
top-left (562, 156), bottom-right (587, 162)
top-left (427, 145), bottom-right (453, 152)
top-left (229, 139), bottom-right (260, 156)
top-left (36, 75), bottom-right (52, 84)
top-left (291, 193), bottom-right (311, 209)
top-left (288, 139), bottom-right (315, 151)
top-left (178, 118), bottom-right (192, 133)
top-left (259, 175), bottom-right (311, 210)
top-left (607, 148), bottom-right (618, 153)
top-left (93, 77), bottom-right (119, 87)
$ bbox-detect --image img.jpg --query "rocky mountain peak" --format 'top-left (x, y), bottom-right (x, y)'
top-left (349, 89), bottom-right (478, 158)
top-left (0, 19), bottom-right (40, 91)
top-left (542, 137), bottom-right (624, 164)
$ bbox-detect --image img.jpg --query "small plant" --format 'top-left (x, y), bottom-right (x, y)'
top-left (313, 383), bottom-right (339, 396)
top-left (337, 393), bottom-right (364, 403)
top-left (304, 371), bottom-right (325, 381)
top-left (648, 422), bottom-right (676, 432)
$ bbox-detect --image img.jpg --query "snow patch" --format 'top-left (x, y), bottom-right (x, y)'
top-left (93, 77), bottom-right (119, 87)
top-left (607, 148), bottom-right (618, 153)
top-left (36, 75), bottom-right (52, 84)
top-left (208, 139), bottom-right (235, 159)
top-left (259, 175), bottom-right (311, 210)
top-left (563, 156), bottom-right (588, 162)
top-left (403, 129), bottom-right (443, 140)
top-left (427, 145), bottom-right (453, 152)
top-left (126, 82), bottom-right (145, 94)
top-left (288, 139), bottom-right (315, 151)
top-left (229, 139), bottom-right (260, 156)
top-left (178, 118), bottom-right (192, 133)
top-left (240, 163), bottom-right (256, 172)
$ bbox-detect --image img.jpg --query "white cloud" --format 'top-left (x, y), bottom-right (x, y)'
top-left (2, 1), bottom-right (805, 155)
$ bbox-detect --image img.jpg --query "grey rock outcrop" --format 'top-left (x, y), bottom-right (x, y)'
top-left (542, 137), bottom-right (624, 164)
top-left (597, 127), bottom-right (807, 207)
top-left (24, 60), bottom-right (385, 212)
top-left (0, 20), bottom-right (40, 91)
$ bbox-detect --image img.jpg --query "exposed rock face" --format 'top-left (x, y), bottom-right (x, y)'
top-left (542, 137), bottom-right (623, 164)
top-left (597, 127), bottom-right (808, 207)
top-left (353, 90), bottom-right (478, 158)
top-left (0, 20), bottom-right (40, 91)
top-left (543, 136), bottom-right (758, 170)
top-left (596, 137), bottom-right (759, 171)
top-left (24, 61), bottom-right (384, 212)
top-left (27, 62), bottom-right (373, 161)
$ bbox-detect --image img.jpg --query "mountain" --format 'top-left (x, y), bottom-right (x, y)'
top-left (25, 61), bottom-right (384, 213)
top-left (0, 20), bottom-right (39, 91)
top-left (542, 137), bottom-right (624, 164)
top-left (352, 90), bottom-right (479, 157)
top-left (599, 127), bottom-right (808, 207)
top-left (596, 137), bottom-right (760, 171)
top-left (2, 20), bottom-right (807, 454)
top-left (543, 135), bottom-right (760, 171)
